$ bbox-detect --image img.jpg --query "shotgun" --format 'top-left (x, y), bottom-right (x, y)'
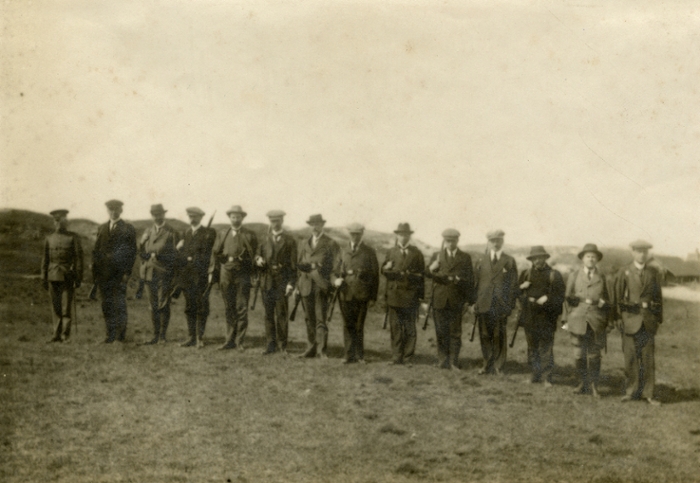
top-left (422, 282), bottom-right (436, 331)
top-left (289, 290), bottom-right (303, 321)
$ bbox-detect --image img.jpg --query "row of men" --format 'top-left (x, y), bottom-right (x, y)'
top-left (42, 200), bottom-right (663, 405)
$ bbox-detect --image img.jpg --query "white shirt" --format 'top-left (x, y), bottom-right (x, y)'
top-left (312, 231), bottom-right (324, 247)
top-left (633, 261), bottom-right (646, 271)
top-left (490, 249), bottom-right (503, 262)
top-left (584, 266), bottom-right (596, 279)
top-left (109, 218), bottom-right (121, 231)
top-left (446, 249), bottom-right (457, 258)
top-left (191, 224), bottom-right (201, 233)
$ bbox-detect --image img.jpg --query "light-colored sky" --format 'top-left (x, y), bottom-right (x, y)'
top-left (2, 1), bottom-right (699, 255)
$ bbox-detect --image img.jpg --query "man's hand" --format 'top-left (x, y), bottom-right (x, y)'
top-left (429, 259), bottom-right (440, 272)
top-left (176, 239), bottom-right (184, 250)
top-left (140, 232), bottom-right (149, 243)
top-left (333, 278), bottom-right (344, 288)
top-left (384, 260), bottom-right (394, 270)
top-left (536, 295), bottom-right (548, 305)
top-left (519, 281), bottom-right (531, 290)
top-left (285, 284), bottom-right (294, 297)
top-left (208, 273), bottom-right (213, 284)
top-left (469, 305), bottom-right (476, 315)
top-left (598, 299), bottom-right (606, 309)
top-left (255, 256), bottom-right (265, 268)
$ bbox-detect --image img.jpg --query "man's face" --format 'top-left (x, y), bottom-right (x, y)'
top-left (107, 207), bottom-right (122, 221)
top-left (229, 213), bottom-right (244, 226)
top-left (270, 217), bottom-right (283, 231)
top-left (397, 233), bottom-right (411, 246)
top-left (188, 214), bottom-right (203, 226)
top-left (444, 238), bottom-right (458, 251)
top-left (151, 212), bottom-right (165, 225)
top-left (53, 216), bottom-right (67, 231)
top-left (310, 221), bottom-right (325, 235)
top-left (488, 238), bottom-right (504, 251)
top-left (532, 256), bottom-right (547, 269)
top-left (582, 252), bottom-right (598, 269)
top-left (350, 232), bottom-right (363, 245)
top-left (632, 248), bottom-right (649, 264)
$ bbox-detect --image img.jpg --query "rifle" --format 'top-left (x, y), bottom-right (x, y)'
top-left (72, 286), bottom-right (78, 335)
top-left (250, 277), bottom-right (260, 310)
top-left (201, 281), bottom-right (214, 302)
top-left (88, 283), bottom-right (98, 301)
top-left (382, 300), bottom-right (389, 330)
top-left (510, 297), bottom-right (529, 348)
top-left (422, 282), bottom-right (436, 331)
top-left (469, 313), bottom-right (478, 342)
top-left (289, 289), bottom-right (303, 321)
top-left (326, 287), bottom-right (341, 324)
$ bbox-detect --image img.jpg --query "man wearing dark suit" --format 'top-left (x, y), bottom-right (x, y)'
top-left (332, 223), bottom-right (379, 364)
top-left (255, 210), bottom-right (297, 355)
top-left (139, 204), bottom-right (180, 345)
top-left (208, 205), bottom-right (258, 350)
top-left (177, 207), bottom-right (216, 348)
top-left (425, 229), bottom-right (475, 370)
top-left (474, 230), bottom-right (518, 375)
top-left (612, 240), bottom-right (663, 406)
top-left (296, 214), bottom-right (339, 359)
top-left (517, 246), bottom-right (565, 386)
top-left (381, 223), bottom-right (425, 365)
top-left (42, 209), bottom-right (83, 343)
top-left (92, 199), bottom-right (137, 343)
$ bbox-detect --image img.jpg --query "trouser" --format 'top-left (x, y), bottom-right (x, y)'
top-left (183, 274), bottom-right (209, 341)
top-left (262, 284), bottom-right (289, 352)
top-left (388, 305), bottom-right (418, 363)
top-left (524, 314), bottom-right (557, 382)
top-left (220, 277), bottom-right (251, 348)
top-left (478, 312), bottom-right (508, 372)
top-left (570, 325), bottom-right (605, 389)
top-left (339, 298), bottom-right (369, 361)
top-left (434, 305), bottom-right (463, 369)
top-left (622, 326), bottom-right (655, 399)
top-left (99, 279), bottom-right (128, 341)
top-left (146, 272), bottom-right (172, 340)
top-left (301, 286), bottom-right (331, 356)
top-left (49, 281), bottom-right (74, 341)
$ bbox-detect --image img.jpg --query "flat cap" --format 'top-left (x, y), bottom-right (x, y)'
top-left (49, 209), bottom-right (69, 217)
top-left (629, 239), bottom-right (653, 250)
top-left (150, 203), bottom-right (167, 214)
top-left (266, 210), bottom-right (286, 219)
top-left (306, 214), bottom-right (326, 225)
top-left (442, 228), bottom-right (460, 239)
top-left (105, 199), bottom-right (124, 209)
top-left (487, 229), bottom-right (505, 240)
top-left (347, 223), bottom-right (365, 234)
top-left (226, 205), bottom-right (247, 216)
top-left (186, 207), bottom-right (205, 216)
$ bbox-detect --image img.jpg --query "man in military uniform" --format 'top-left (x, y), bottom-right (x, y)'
top-left (426, 229), bottom-right (475, 370)
top-left (176, 207), bottom-right (216, 348)
top-left (255, 210), bottom-right (297, 355)
top-left (41, 209), bottom-right (83, 343)
top-left (561, 243), bottom-right (611, 398)
top-left (612, 240), bottom-right (663, 406)
top-left (296, 214), bottom-right (339, 359)
top-left (92, 199), bottom-right (137, 343)
top-left (517, 246), bottom-right (565, 386)
top-left (381, 223), bottom-right (425, 365)
top-left (474, 230), bottom-right (518, 375)
top-left (139, 204), bottom-right (180, 344)
top-left (209, 205), bottom-right (258, 350)
top-left (332, 223), bottom-right (379, 364)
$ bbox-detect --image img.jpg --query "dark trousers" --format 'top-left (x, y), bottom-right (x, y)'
top-left (478, 312), bottom-right (508, 373)
top-left (339, 299), bottom-right (369, 361)
top-left (388, 306), bottom-right (418, 364)
top-left (524, 315), bottom-right (556, 382)
top-left (301, 286), bottom-right (331, 356)
top-left (146, 272), bottom-right (172, 340)
top-left (49, 281), bottom-right (74, 341)
top-left (183, 274), bottom-right (209, 341)
top-left (99, 279), bottom-right (128, 342)
top-left (220, 278), bottom-right (251, 348)
top-left (434, 305), bottom-right (463, 369)
top-left (262, 285), bottom-right (289, 352)
top-left (570, 325), bottom-right (605, 390)
top-left (622, 327), bottom-right (655, 399)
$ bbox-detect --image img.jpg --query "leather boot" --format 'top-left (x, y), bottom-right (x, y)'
top-left (572, 358), bottom-right (588, 394)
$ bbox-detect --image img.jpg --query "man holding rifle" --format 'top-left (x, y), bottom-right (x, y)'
top-left (296, 214), bottom-right (339, 359)
top-left (332, 223), bottom-right (379, 364)
top-left (425, 229), bottom-right (475, 370)
top-left (255, 210), bottom-right (297, 355)
top-left (176, 207), bottom-right (216, 348)
top-left (42, 209), bottom-right (83, 343)
top-left (208, 205), bottom-right (258, 350)
top-left (516, 246), bottom-right (565, 387)
top-left (381, 223), bottom-right (425, 366)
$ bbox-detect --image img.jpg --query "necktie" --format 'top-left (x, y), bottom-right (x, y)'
top-left (401, 248), bottom-right (407, 258)
top-left (587, 270), bottom-right (592, 280)
top-left (492, 253), bottom-right (497, 263)
top-left (352, 244), bottom-right (356, 253)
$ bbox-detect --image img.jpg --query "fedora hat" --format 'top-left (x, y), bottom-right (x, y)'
top-left (150, 204), bottom-right (167, 215)
top-left (226, 205), bottom-right (247, 217)
top-left (306, 214), bottom-right (326, 225)
top-left (526, 246), bottom-right (550, 261)
top-left (393, 223), bottom-right (414, 234)
top-left (578, 243), bottom-right (603, 261)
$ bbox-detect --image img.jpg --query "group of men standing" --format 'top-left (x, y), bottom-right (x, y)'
top-left (41, 200), bottom-right (664, 405)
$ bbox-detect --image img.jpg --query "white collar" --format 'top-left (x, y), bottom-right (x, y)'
top-left (312, 231), bottom-right (324, 240)
top-left (191, 224), bottom-right (201, 232)
top-left (584, 266), bottom-right (596, 275)
top-left (271, 229), bottom-right (284, 237)
top-left (490, 249), bottom-right (502, 259)
top-left (110, 218), bottom-right (121, 226)
top-left (633, 261), bottom-right (646, 270)
top-left (398, 243), bottom-right (410, 250)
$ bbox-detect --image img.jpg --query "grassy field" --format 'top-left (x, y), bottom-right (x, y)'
top-left (1, 276), bottom-right (699, 483)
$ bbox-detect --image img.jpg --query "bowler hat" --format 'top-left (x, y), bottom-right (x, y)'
top-left (150, 204), bottom-right (167, 215)
top-left (442, 228), bottom-right (460, 239)
top-left (347, 223), bottom-right (365, 234)
top-left (186, 207), bottom-right (205, 217)
top-left (105, 199), bottom-right (123, 209)
top-left (49, 209), bottom-right (69, 217)
top-left (226, 205), bottom-right (247, 217)
top-left (393, 223), bottom-right (414, 234)
top-left (629, 239), bottom-right (653, 250)
top-left (526, 246), bottom-right (550, 261)
top-left (487, 229), bottom-right (505, 240)
top-left (306, 214), bottom-right (326, 225)
top-left (578, 243), bottom-right (603, 261)
top-left (266, 210), bottom-right (286, 219)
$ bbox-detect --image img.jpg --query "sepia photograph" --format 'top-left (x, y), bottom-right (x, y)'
top-left (1, 1), bottom-right (699, 481)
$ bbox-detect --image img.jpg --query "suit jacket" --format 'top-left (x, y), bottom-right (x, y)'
top-left (382, 245), bottom-right (425, 308)
top-left (517, 264), bottom-right (565, 328)
top-left (257, 230), bottom-right (298, 291)
top-left (208, 226), bottom-right (258, 284)
top-left (474, 252), bottom-right (518, 317)
top-left (612, 262), bottom-right (663, 335)
top-left (42, 230), bottom-right (83, 283)
top-left (297, 233), bottom-right (339, 296)
top-left (138, 223), bottom-right (180, 281)
top-left (177, 226), bottom-right (216, 283)
top-left (333, 242), bottom-right (379, 302)
top-left (562, 267), bottom-right (611, 335)
top-left (426, 249), bottom-right (475, 310)
top-left (92, 220), bottom-right (137, 283)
